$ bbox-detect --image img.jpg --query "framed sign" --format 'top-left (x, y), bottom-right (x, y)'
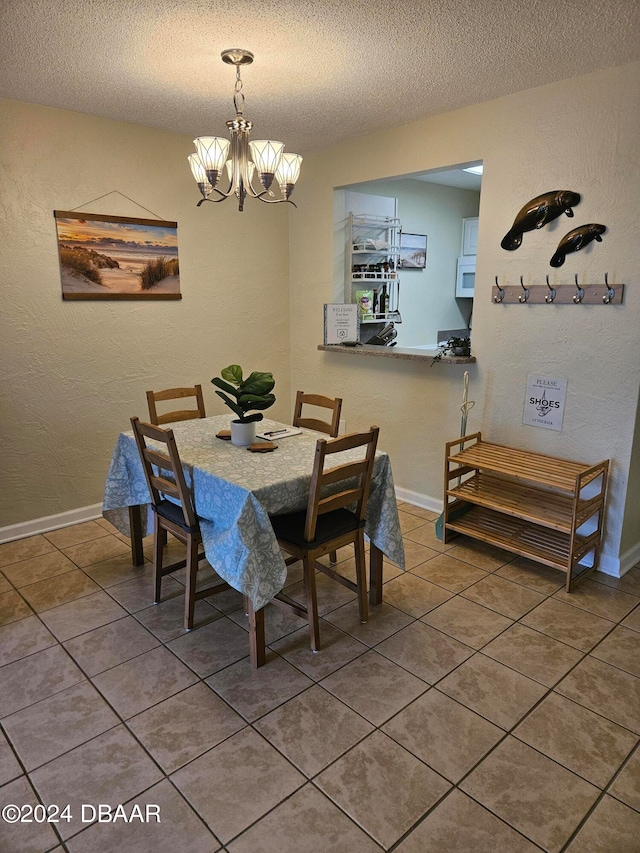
top-left (523, 374), bottom-right (568, 431)
top-left (398, 232), bottom-right (427, 269)
top-left (54, 211), bottom-right (181, 300)
top-left (324, 303), bottom-right (359, 344)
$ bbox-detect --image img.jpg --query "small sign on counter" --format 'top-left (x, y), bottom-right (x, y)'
top-left (523, 374), bottom-right (568, 431)
top-left (324, 303), bottom-right (359, 344)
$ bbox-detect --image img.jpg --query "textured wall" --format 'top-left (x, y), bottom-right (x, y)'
top-left (3, 63), bottom-right (639, 571)
top-left (0, 99), bottom-right (291, 527)
top-left (290, 62), bottom-right (640, 570)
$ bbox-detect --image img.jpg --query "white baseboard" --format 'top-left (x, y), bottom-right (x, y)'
top-left (0, 504), bottom-right (103, 544)
top-left (616, 540), bottom-right (640, 577)
top-left (594, 553), bottom-right (620, 578)
top-left (576, 541), bottom-right (640, 579)
top-left (395, 487), bottom-right (442, 514)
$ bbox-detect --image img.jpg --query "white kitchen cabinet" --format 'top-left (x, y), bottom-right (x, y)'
top-left (462, 217), bottom-right (479, 255)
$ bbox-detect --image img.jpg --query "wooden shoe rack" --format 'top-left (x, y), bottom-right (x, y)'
top-left (443, 432), bottom-right (609, 591)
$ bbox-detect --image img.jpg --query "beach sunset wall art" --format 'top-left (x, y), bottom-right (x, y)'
top-left (54, 211), bottom-right (181, 300)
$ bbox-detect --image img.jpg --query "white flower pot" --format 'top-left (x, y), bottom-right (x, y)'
top-left (230, 420), bottom-right (256, 447)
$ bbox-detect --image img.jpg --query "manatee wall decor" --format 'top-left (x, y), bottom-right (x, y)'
top-left (549, 223), bottom-right (607, 267)
top-left (501, 190), bottom-right (581, 250)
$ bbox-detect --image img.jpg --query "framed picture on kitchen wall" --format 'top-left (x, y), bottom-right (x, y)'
top-left (54, 211), bottom-right (181, 300)
top-left (398, 232), bottom-right (427, 269)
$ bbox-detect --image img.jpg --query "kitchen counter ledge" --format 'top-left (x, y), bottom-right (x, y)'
top-left (317, 344), bottom-right (476, 364)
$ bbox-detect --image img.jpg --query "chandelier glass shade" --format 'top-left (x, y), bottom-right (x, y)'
top-left (188, 49), bottom-right (302, 211)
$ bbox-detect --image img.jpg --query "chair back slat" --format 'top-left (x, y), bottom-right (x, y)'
top-left (154, 409), bottom-right (203, 425)
top-left (293, 390), bottom-right (342, 437)
top-left (303, 427), bottom-right (379, 543)
top-left (294, 415), bottom-right (336, 435)
top-left (143, 447), bottom-right (172, 469)
top-left (322, 430), bottom-right (372, 453)
top-left (152, 387), bottom-right (201, 402)
top-left (148, 474), bottom-right (181, 501)
top-left (320, 460), bottom-right (368, 486)
top-left (317, 488), bottom-right (361, 515)
top-left (131, 417), bottom-right (197, 528)
top-left (146, 385), bottom-right (206, 426)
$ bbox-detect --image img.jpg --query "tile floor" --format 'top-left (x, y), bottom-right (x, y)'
top-left (1, 505), bottom-right (640, 852)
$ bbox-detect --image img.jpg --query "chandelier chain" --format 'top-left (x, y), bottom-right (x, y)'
top-left (233, 66), bottom-right (245, 116)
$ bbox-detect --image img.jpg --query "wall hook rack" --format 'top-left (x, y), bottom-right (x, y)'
top-left (602, 272), bottom-right (616, 304)
top-left (518, 276), bottom-right (530, 303)
top-left (544, 275), bottom-right (556, 303)
top-left (491, 273), bottom-right (624, 305)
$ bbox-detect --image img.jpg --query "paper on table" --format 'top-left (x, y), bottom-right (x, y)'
top-left (256, 428), bottom-right (303, 440)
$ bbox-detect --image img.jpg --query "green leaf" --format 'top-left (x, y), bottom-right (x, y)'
top-left (214, 389), bottom-right (242, 419)
top-left (238, 393), bottom-right (276, 410)
top-left (212, 377), bottom-right (240, 398)
top-left (221, 365), bottom-right (243, 386)
top-left (241, 371), bottom-right (275, 396)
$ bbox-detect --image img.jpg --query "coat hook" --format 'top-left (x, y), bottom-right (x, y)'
top-left (544, 274), bottom-right (556, 303)
top-left (603, 271), bottom-right (615, 304)
top-left (493, 275), bottom-right (505, 303)
top-left (573, 273), bottom-right (585, 303)
top-left (518, 275), bottom-right (529, 303)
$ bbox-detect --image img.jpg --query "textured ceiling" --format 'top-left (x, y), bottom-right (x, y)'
top-left (1, 0), bottom-right (639, 154)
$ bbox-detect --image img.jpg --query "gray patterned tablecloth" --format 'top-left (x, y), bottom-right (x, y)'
top-left (103, 415), bottom-right (405, 609)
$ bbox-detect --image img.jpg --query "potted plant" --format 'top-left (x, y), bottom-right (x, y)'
top-left (212, 365), bottom-right (276, 446)
top-left (431, 336), bottom-right (471, 365)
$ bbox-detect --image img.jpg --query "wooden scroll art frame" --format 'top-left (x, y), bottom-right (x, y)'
top-left (54, 210), bottom-right (181, 300)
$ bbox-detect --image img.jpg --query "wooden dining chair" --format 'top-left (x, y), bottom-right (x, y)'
top-left (269, 426), bottom-right (379, 651)
top-left (130, 416), bottom-right (230, 629)
top-left (146, 385), bottom-right (206, 426)
top-left (293, 391), bottom-right (344, 563)
top-left (292, 391), bottom-right (342, 437)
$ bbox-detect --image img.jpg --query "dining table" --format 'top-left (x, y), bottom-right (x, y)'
top-left (102, 414), bottom-right (405, 666)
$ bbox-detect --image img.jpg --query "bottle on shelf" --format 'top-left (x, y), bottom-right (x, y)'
top-left (379, 284), bottom-right (388, 315)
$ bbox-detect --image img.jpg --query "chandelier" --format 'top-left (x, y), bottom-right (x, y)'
top-left (188, 49), bottom-right (303, 212)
